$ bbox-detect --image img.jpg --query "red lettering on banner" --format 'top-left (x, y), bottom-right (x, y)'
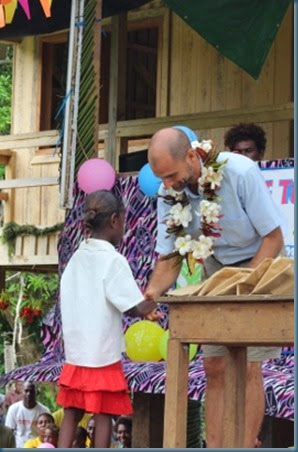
top-left (279, 179), bottom-right (294, 204)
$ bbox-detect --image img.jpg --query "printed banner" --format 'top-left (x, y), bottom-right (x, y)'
top-left (261, 167), bottom-right (294, 258)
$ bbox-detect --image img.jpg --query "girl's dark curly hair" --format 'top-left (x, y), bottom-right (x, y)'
top-left (83, 190), bottom-right (124, 233)
top-left (224, 123), bottom-right (266, 154)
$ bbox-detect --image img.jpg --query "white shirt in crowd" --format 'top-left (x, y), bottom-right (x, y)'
top-left (60, 238), bottom-right (144, 368)
top-left (5, 400), bottom-right (50, 447)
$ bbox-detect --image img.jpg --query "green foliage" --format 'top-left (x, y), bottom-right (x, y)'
top-left (1, 222), bottom-right (64, 255)
top-left (37, 383), bottom-right (59, 413)
top-left (0, 271), bottom-right (58, 365)
top-left (0, 46), bottom-right (12, 135)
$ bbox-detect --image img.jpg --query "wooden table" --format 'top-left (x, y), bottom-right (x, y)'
top-left (158, 294), bottom-right (294, 448)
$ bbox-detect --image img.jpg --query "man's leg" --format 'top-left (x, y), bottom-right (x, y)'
top-left (204, 357), bottom-right (265, 448)
top-left (204, 356), bottom-right (225, 448)
top-left (243, 362), bottom-right (265, 448)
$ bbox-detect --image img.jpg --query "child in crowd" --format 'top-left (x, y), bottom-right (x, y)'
top-left (57, 190), bottom-right (162, 448)
top-left (114, 415), bottom-right (132, 448)
top-left (24, 412), bottom-right (55, 448)
top-left (43, 425), bottom-right (59, 448)
top-left (72, 426), bottom-right (87, 448)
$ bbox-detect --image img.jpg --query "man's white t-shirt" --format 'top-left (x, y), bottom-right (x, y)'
top-left (5, 400), bottom-right (50, 448)
top-left (60, 238), bottom-right (144, 367)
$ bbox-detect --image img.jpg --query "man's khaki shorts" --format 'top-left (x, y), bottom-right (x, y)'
top-left (201, 255), bottom-right (281, 362)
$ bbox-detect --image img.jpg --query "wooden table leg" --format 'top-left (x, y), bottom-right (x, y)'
top-left (163, 338), bottom-right (189, 448)
top-left (223, 346), bottom-right (247, 448)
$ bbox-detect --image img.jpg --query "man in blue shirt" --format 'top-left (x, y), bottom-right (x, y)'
top-left (145, 126), bottom-right (283, 448)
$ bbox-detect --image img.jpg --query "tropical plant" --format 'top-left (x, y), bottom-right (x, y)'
top-left (0, 272), bottom-right (58, 366)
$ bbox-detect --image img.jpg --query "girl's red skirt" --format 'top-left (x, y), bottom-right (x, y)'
top-left (56, 361), bottom-right (133, 415)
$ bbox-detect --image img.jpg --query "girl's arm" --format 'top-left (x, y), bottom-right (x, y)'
top-left (125, 299), bottom-right (163, 320)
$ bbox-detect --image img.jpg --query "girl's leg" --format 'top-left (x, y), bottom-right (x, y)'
top-left (58, 407), bottom-right (84, 448)
top-left (94, 413), bottom-right (112, 448)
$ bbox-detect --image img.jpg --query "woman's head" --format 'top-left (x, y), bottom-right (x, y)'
top-left (114, 415), bottom-right (132, 448)
top-left (83, 190), bottom-right (125, 245)
top-left (43, 425), bottom-right (59, 447)
top-left (36, 413), bottom-right (55, 438)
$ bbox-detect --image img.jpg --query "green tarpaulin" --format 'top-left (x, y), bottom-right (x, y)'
top-left (163, 0), bottom-right (292, 79)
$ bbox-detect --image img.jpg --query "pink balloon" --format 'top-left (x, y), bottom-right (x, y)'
top-left (77, 158), bottom-right (116, 194)
top-left (37, 442), bottom-right (55, 448)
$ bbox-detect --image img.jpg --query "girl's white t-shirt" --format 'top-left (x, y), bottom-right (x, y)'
top-left (60, 238), bottom-right (144, 367)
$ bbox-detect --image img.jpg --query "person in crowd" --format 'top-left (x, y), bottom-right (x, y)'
top-left (43, 424), bottom-right (59, 448)
top-left (52, 407), bottom-right (92, 430)
top-left (0, 423), bottom-right (16, 448)
top-left (24, 412), bottom-right (55, 448)
top-left (86, 416), bottom-right (95, 448)
top-left (225, 122), bottom-right (288, 240)
top-left (224, 122), bottom-right (266, 161)
top-left (114, 415), bottom-right (132, 448)
top-left (145, 126), bottom-right (283, 448)
top-left (56, 190), bottom-right (162, 448)
top-left (4, 380), bottom-right (24, 409)
top-left (5, 381), bottom-right (50, 447)
top-left (72, 426), bottom-right (87, 448)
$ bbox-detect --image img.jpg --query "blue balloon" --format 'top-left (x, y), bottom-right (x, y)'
top-left (172, 125), bottom-right (199, 143)
top-left (138, 163), bottom-right (162, 198)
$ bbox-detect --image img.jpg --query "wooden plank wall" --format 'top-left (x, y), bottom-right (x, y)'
top-left (169, 4), bottom-right (293, 160)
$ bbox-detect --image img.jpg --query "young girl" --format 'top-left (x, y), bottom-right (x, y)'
top-left (57, 190), bottom-right (161, 448)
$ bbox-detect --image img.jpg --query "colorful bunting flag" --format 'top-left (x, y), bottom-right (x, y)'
top-left (0, 5), bottom-right (5, 27)
top-left (18, 0), bottom-right (31, 20)
top-left (3, 0), bottom-right (17, 24)
top-left (39, 0), bottom-right (52, 18)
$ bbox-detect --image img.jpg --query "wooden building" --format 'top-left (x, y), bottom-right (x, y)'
top-left (0, 0), bottom-right (294, 271)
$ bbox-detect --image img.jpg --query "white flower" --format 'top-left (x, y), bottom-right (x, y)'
top-left (191, 140), bottom-right (200, 150)
top-left (197, 200), bottom-right (221, 223)
top-left (175, 235), bottom-right (192, 256)
top-left (165, 186), bottom-right (185, 201)
top-left (198, 166), bottom-right (223, 190)
top-left (168, 203), bottom-right (192, 228)
top-left (198, 139), bottom-right (213, 153)
top-left (191, 235), bottom-right (214, 260)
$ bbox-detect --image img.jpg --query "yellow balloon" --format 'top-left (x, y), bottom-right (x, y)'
top-left (159, 329), bottom-right (198, 361)
top-left (124, 320), bottom-right (164, 362)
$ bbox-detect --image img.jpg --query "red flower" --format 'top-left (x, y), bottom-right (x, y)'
top-left (0, 300), bottom-right (10, 311)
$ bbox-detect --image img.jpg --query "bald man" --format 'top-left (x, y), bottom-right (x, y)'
top-left (145, 126), bottom-right (283, 448)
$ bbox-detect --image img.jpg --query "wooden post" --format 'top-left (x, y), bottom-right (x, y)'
top-left (107, 13), bottom-right (128, 169)
top-left (163, 338), bottom-right (189, 448)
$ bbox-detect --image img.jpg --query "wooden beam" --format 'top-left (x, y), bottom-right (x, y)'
top-left (0, 102), bottom-right (293, 148)
top-left (107, 12), bottom-right (128, 168)
top-left (0, 177), bottom-right (58, 189)
top-left (114, 102), bottom-right (294, 138)
top-left (0, 130), bottom-right (58, 150)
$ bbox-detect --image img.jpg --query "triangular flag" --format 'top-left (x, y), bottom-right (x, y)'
top-left (18, 0), bottom-right (30, 19)
top-left (4, 0), bottom-right (16, 23)
top-left (39, 0), bottom-right (52, 18)
top-left (0, 0), bottom-right (13, 5)
top-left (0, 5), bottom-right (5, 27)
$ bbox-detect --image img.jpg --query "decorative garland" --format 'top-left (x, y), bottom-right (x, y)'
top-left (159, 139), bottom-right (227, 275)
top-left (1, 222), bottom-right (64, 256)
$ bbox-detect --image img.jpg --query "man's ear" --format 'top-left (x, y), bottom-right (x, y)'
top-left (186, 147), bottom-right (197, 163)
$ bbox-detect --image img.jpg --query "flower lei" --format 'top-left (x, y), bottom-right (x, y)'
top-left (159, 139), bottom-right (227, 275)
